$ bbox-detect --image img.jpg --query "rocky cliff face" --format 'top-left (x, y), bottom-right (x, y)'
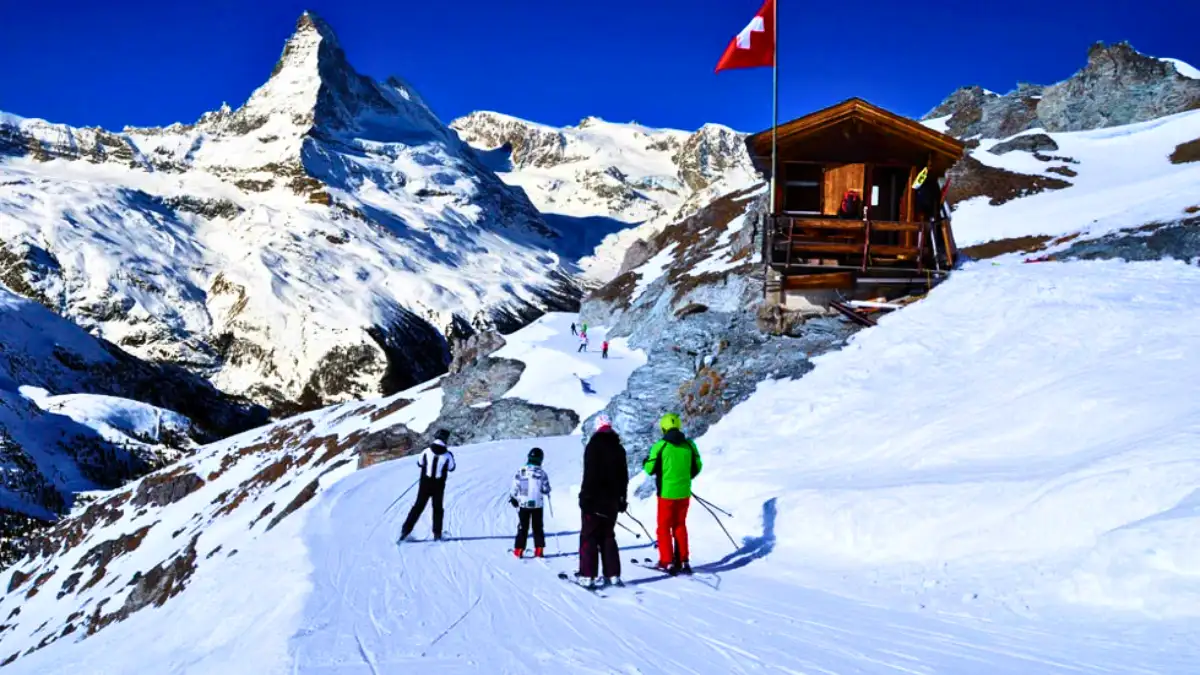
top-left (926, 42), bottom-right (1200, 140)
top-left (577, 186), bottom-right (860, 472)
top-left (0, 11), bottom-right (581, 416)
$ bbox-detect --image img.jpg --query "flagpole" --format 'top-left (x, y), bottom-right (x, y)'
top-left (769, 0), bottom-right (779, 215)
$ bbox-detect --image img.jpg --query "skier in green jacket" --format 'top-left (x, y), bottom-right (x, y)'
top-left (643, 413), bottom-right (702, 575)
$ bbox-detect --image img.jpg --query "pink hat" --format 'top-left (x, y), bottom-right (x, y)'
top-left (593, 413), bottom-right (612, 432)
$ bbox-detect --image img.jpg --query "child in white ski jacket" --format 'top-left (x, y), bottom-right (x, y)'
top-left (510, 447), bottom-right (551, 558)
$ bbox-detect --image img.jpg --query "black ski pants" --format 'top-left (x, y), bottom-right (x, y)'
top-left (514, 507), bottom-right (545, 550)
top-left (578, 511), bottom-right (620, 578)
top-left (401, 476), bottom-right (446, 539)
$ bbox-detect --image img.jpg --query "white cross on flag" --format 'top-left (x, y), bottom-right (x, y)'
top-left (715, 0), bottom-right (776, 73)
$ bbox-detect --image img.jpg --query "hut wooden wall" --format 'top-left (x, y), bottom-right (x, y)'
top-left (822, 163), bottom-right (865, 215)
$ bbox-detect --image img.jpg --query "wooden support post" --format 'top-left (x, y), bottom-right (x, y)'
top-left (861, 164), bottom-right (873, 272)
top-left (915, 218), bottom-right (926, 274)
top-left (761, 213), bottom-right (769, 299)
top-left (904, 165), bottom-right (917, 249)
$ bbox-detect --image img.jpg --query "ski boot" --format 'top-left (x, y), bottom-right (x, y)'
top-left (606, 576), bottom-right (624, 588)
top-left (574, 573), bottom-right (597, 589)
top-left (534, 547), bottom-right (544, 558)
top-left (513, 548), bottom-right (524, 559)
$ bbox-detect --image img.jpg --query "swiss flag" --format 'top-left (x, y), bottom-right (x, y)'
top-left (714, 0), bottom-right (776, 73)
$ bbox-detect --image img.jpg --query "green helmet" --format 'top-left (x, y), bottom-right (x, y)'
top-left (659, 413), bottom-right (682, 433)
top-left (527, 447), bottom-right (544, 466)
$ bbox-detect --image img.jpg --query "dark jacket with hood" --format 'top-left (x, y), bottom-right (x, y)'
top-left (579, 429), bottom-right (629, 516)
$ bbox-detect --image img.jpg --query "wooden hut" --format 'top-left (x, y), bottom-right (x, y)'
top-left (748, 97), bottom-right (965, 305)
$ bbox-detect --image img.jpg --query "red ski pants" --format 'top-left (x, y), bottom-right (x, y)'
top-left (656, 497), bottom-right (690, 565)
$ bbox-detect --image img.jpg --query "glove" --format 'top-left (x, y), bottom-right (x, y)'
top-left (509, 497), bottom-right (519, 508)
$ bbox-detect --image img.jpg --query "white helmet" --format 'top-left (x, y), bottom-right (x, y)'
top-left (593, 413), bottom-right (613, 432)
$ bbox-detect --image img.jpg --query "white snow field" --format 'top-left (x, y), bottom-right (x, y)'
top-left (5, 261), bottom-right (1200, 673)
top-left (951, 109), bottom-right (1200, 248)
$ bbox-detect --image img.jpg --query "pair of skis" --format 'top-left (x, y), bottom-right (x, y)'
top-left (555, 572), bottom-right (635, 598)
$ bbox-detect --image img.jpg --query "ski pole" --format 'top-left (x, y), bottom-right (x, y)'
top-left (368, 478), bottom-right (419, 539)
top-left (622, 511), bottom-right (655, 543)
top-left (695, 496), bottom-right (739, 551)
top-left (615, 517), bottom-right (641, 539)
top-left (693, 493), bottom-right (733, 518)
top-left (548, 495), bottom-right (561, 554)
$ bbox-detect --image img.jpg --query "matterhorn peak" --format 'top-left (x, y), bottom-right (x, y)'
top-left (267, 10), bottom-right (347, 82)
top-left (296, 10), bottom-right (341, 45)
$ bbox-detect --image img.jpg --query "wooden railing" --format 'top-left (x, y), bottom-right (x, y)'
top-left (764, 214), bottom-right (952, 275)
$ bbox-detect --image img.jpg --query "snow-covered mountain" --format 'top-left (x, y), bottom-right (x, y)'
top-left (0, 12), bottom-right (581, 415)
top-left (450, 111), bottom-right (759, 283)
top-left (3, 260), bottom-right (1200, 672)
top-left (0, 282), bottom-right (264, 555)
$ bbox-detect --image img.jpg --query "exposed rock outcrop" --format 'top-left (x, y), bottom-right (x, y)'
top-left (1051, 216), bottom-right (1200, 263)
top-left (926, 43), bottom-right (1200, 139)
top-left (945, 155), bottom-right (1073, 207)
top-left (438, 399), bottom-right (579, 446)
top-left (989, 133), bottom-right (1059, 155)
top-left (448, 331), bottom-right (507, 374)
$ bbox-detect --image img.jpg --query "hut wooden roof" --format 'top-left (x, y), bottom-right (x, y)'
top-left (747, 98), bottom-right (966, 172)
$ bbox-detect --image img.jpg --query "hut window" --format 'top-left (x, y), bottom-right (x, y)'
top-left (781, 163), bottom-right (822, 214)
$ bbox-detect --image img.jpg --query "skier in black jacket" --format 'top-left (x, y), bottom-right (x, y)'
top-left (576, 414), bottom-right (629, 588)
top-left (399, 429), bottom-right (456, 541)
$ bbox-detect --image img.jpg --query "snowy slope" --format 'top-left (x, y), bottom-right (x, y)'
top-left (948, 110), bottom-right (1200, 248)
top-left (4, 260), bottom-right (1199, 672)
top-left (340, 312), bottom-right (644, 440)
top-left (488, 314), bottom-right (645, 429)
top-left (0, 12), bottom-right (580, 413)
top-left (451, 112), bottom-right (760, 283)
top-left (24, 391), bottom-right (196, 452)
top-left (0, 284), bottom-right (242, 521)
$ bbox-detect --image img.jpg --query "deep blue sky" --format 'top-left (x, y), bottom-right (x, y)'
top-left (1, 0), bottom-right (1196, 133)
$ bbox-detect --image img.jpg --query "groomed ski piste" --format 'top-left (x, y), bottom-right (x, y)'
top-left (5, 261), bottom-right (1200, 673)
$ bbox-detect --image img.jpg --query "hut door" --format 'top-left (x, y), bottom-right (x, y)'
top-left (871, 167), bottom-right (907, 221)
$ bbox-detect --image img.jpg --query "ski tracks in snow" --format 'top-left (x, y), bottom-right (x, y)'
top-left (288, 437), bottom-right (1184, 674)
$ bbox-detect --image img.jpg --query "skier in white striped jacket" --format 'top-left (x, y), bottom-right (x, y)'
top-left (400, 429), bottom-right (456, 541)
top-left (509, 447), bottom-right (551, 558)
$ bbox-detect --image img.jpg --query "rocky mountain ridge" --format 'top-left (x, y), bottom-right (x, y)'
top-left (450, 111), bottom-right (759, 283)
top-left (926, 42), bottom-right (1200, 142)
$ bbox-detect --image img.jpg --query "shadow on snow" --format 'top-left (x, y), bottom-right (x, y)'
top-left (627, 497), bottom-right (777, 588)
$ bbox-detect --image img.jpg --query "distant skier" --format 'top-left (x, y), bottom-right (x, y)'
top-left (570, 322), bottom-right (578, 336)
top-left (509, 447), bottom-right (551, 558)
top-left (577, 333), bottom-right (589, 353)
top-left (644, 413), bottom-right (702, 575)
top-left (399, 429), bottom-right (456, 542)
top-left (581, 322), bottom-right (588, 334)
top-left (576, 414), bottom-right (629, 588)
top-left (601, 340), bottom-right (609, 359)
